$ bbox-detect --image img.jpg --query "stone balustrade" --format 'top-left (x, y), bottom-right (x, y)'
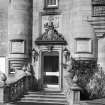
top-left (0, 70), bottom-right (35, 104)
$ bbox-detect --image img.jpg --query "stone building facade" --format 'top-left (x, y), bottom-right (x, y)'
top-left (0, 0), bottom-right (105, 91)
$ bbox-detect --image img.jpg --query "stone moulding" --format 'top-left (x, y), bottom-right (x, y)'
top-left (35, 22), bottom-right (67, 45)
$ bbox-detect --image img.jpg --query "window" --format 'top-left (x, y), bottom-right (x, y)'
top-left (44, 0), bottom-right (59, 9)
top-left (92, 0), bottom-right (105, 16)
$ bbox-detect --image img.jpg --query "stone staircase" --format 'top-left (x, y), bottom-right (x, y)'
top-left (8, 91), bottom-right (68, 105)
top-left (6, 91), bottom-right (105, 105)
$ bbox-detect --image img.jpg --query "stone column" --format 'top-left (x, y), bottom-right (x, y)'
top-left (8, 0), bottom-right (33, 70)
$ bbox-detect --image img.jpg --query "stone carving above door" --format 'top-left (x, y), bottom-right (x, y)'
top-left (41, 15), bottom-right (62, 34)
top-left (35, 22), bottom-right (67, 45)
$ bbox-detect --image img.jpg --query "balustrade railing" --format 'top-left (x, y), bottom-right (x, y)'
top-left (0, 71), bottom-right (34, 103)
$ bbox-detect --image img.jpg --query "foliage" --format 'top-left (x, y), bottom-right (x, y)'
top-left (71, 58), bottom-right (105, 99)
top-left (71, 58), bottom-right (97, 88)
top-left (86, 67), bottom-right (105, 99)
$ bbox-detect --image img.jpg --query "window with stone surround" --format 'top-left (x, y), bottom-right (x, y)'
top-left (92, 0), bottom-right (105, 16)
top-left (44, 0), bottom-right (59, 9)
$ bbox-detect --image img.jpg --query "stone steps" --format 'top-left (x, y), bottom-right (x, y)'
top-left (19, 91), bottom-right (67, 104)
top-left (8, 91), bottom-right (67, 105)
top-left (7, 102), bottom-right (66, 105)
top-left (24, 93), bottom-right (65, 98)
top-left (3, 91), bottom-right (105, 105)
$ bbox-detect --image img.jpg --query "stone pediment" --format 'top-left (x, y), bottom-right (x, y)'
top-left (35, 22), bottom-right (67, 45)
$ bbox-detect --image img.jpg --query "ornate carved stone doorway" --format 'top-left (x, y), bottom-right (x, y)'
top-left (41, 51), bottom-right (61, 91)
top-left (35, 22), bottom-right (67, 91)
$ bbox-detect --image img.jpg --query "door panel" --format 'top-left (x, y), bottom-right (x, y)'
top-left (43, 55), bottom-right (59, 89)
top-left (44, 72), bottom-right (59, 76)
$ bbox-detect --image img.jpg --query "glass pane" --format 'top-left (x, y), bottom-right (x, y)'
top-left (44, 76), bottom-right (58, 85)
top-left (44, 56), bottom-right (59, 72)
top-left (47, 0), bottom-right (56, 5)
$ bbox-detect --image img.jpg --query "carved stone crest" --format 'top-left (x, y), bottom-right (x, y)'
top-left (35, 22), bottom-right (67, 45)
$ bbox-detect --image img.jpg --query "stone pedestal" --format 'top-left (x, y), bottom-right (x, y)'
top-left (70, 82), bottom-right (81, 105)
top-left (0, 87), bottom-right (5, 103)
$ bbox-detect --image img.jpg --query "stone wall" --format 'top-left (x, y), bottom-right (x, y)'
top-left (0, 0), bottom-right (8, 74)
top-left (98, 38), bottom-right (105, 70)
top-left (8, 0), bottom-right (33, 58)
top-left (32, 0), bottom-right (95, 57)
top-left (0, 0), bottom-right (104, 75)
top-left (32, 0), bottom-right (98, 87)
top-left (0, 0), bottom-right (8, 56)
